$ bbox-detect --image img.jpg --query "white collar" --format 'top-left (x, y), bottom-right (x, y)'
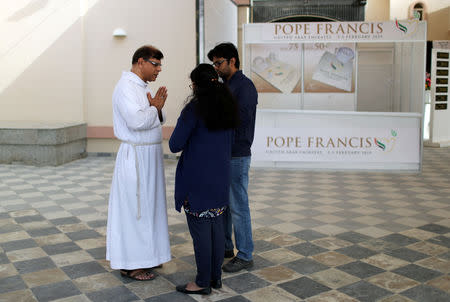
top-left (122, 71), bottom-right (147, 88)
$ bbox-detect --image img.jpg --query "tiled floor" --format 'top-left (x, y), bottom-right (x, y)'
top-left (0, 147), bottom-right (449, 302)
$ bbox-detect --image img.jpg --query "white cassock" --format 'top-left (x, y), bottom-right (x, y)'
top-left (106, 71), bottom-right (171, 269)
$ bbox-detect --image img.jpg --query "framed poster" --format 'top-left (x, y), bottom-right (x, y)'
top-left (304, 43), bottom-right (356, 93)
top-left (249, 43), bottom-right (302, 94)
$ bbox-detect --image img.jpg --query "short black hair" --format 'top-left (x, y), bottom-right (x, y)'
top-left (207, 42), bottom-right (240, 69)
top-left (132, 45), bottom-right (163, 64)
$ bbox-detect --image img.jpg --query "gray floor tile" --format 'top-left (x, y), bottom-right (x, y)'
top-left (247, 254), bottom-right (275, 272)
top-left (3, 204), bottom-right (32, 211)
top-left (31, 280), bottom-right (81, 302)
top-left (61, 261), bottom-right (106, 279)
top-left (27, 227), bottom-right (61, 237)
top-left (418, 223), bottom-right (450, 234)
top-left (1, 239), bottom-right (37, 252)
top-left (253, 240), bottom-right (280, 253)
top-left (162, 271), bottom-right (197, 287)
top-left (86, 247), bottom-right (106, 260)
top-left (290, 229), bottom-right (327, 241)
top-left (287, 242), bottom-right (328, 256)
top-left (41, 242), bottom-right (82, 255)
top-left (14, 215), bottom-right (45, 224)
top-left (254, 215), bottom-right (285, 226)
top-left (279, 276), bottom-right (331, 299)
top-left (437, 251), bottom-right (450, 261)
top-left (37, 206), bottom-right (65, 213)
top-left (50, 217), bottom-right (81, 225)
top-left (401, 285), bottom-right (450, 302)
top-left (291, 218), bottom-right (324, 228)
top-left (216, 296), bottom-right (251, 302)
top-left (385, 247), bottom-right (429, 262)
top-left (392, 264), bottom-right (443, 283)
top-left (0, 213), bottom-right (10, 219)
top-left (65, 229), bottom-right (101, 241)
top-left (379, 233), bottom-right (419, 246)
top-left (222, 272), bottom-right (270, 294)
top-left (144, 291), bottom-right (197, 302)
top-left (0, 253), bottom-right (9, 264)
top-left (284, 258), bottom-right (329, 275)
top-left (86, 286), bottom-right (139, 302)
top-left (0, 223), bottom-right (23, 234)
top-left (338, 280), bottom-right (392, 302)
top-left (335, 245), bottom-right (377, 259)
top-left (169, 235), bottom-right (188, 246)
top-left (168, 223), bottom-right (189, 233)
top-left (427, 236), bottom-right (450, 248)
top-left (69, 208), bottom-right (95, 216)
top-left (0, 275), bottom-right (27, 294)
top-left (86, 219), bottom-right (107, 228)
top-left (336, 232), bottom-right (372, 244)
top-left (13, 257), bottom-right (56, 274)
top-left (336, 261), bottom-right (385, 279)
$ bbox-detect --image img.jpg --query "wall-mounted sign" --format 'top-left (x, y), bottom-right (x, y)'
top-left (436, 78), bottom-right (448, 85)
top-left (436, 95), bottom-right (448, 102)
top-left (437, 52), bottom-right (449, 59)
top-left (244, 21), bottom-right (426, 43)
top-left (253, 127), bottom-right (420, 163)
top-left (431, 50), bottom-right (449, 112)
top-left (433, 41), bottom-right (450, 49)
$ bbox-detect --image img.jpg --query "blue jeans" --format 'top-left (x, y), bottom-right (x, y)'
top-left (224, 156), bottom-right (253, 261)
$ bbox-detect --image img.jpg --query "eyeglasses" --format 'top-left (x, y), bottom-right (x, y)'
top-left (189, 84), bottom-right (193, 89)
top-left (144, 59), bottom-right (162, 67)
top-left (212, 59), bottom-right (227, 67)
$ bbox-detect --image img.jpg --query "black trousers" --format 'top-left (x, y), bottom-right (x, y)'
top-left (185, 213), bottom-right (225, 288)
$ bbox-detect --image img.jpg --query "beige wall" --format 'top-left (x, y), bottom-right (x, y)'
top-left (365, 0), bottom-right (390, 21)
top-left (427, 6), bottom-right (450, 40)
top-left (389, 0), bottom-right (450, 40)
top-left (84, 0), bottom-right (196, 128)
top-left (0, 0), bottom-right (84, 122)
top-left (0, 0), bottom-right (197, 153)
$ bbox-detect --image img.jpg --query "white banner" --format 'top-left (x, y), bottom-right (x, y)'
top-left (244, 21), bottom-right (426, 43)
top-left (252, 127), bottom-right (420, 163)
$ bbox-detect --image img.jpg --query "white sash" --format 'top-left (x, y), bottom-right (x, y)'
top-left (121, 140), bottom-right (162, 220)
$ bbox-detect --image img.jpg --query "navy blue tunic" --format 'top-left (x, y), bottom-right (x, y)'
top-left (169, 101), bottom-right (233, 212)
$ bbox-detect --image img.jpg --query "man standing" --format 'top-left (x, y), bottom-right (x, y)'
top-left (208, 43), bottom-right (258, 272)
top-left (106, 45), bottom-right (171, 280)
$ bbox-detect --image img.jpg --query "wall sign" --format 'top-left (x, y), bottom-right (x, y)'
top-left (253, 127), bottom-right (420, 163)
top-left (433, 51), bottom-right (449, 110)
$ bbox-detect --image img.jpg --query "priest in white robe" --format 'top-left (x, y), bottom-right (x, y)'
top-left (106, 45), bottom-right (171, 281)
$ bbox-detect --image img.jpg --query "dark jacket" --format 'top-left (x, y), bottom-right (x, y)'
top-left (169, 101), bottom-right (233, 212)
top-left (226, 70), bottom-right (258, 157)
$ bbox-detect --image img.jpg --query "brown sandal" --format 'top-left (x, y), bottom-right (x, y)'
top-left (120, 269), bottom-right (156, 281)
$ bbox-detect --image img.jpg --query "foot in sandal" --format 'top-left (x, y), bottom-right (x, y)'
top-left (120, 269), bottom-right (156, 281)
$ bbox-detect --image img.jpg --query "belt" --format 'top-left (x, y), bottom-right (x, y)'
top-left (121, 140), bottom-right (162, 220)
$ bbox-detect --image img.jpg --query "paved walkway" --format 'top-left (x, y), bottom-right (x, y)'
top-left (0, 147), bottom-right (449, 302)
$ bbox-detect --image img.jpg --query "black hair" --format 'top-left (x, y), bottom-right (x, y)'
top-left (132, 45), bottom-right (163, 64)
top-left (207, 42), bottom-right (240, 69)
top-left (187, 64), bottom-right (239, 130)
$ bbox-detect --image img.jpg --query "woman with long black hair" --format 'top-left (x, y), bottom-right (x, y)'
top-left (169, 63), bottom-right (239, 295)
